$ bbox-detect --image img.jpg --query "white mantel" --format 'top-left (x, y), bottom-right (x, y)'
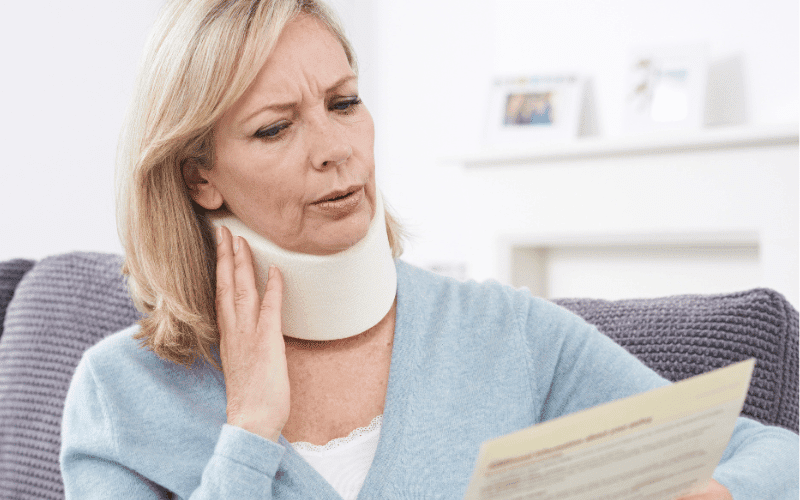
top-left (458, 124), bottom-right (798, 167)
top-left (451, 125), bottom-right (798, 308)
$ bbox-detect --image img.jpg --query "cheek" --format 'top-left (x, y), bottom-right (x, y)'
top-left (208, 147), bottom-right (268, 207)
top-left (212, 140), bottom-right (275, 190)
top-left (363, 110), bottom-right (376, 145)
top-left (352, 112), bottom-right (376, 161)
top-left (217, 146), bottom-right (310, 217)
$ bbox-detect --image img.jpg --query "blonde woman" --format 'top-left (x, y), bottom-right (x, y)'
top-left (59, 0), bottom-right (798, 499)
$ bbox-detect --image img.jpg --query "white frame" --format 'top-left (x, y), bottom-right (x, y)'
top-left (485, 75), bottom-right (585, 147)
top-left (623, 44), bottom-right (708, 134)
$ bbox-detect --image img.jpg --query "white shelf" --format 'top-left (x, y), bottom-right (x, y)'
top-left (500, 230), bottom-right (760, 249)
top-left (454, 124), bottom-right (798, 167)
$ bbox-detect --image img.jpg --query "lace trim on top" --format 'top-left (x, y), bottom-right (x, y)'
top-left (291, 414), bottom-right (383, 452)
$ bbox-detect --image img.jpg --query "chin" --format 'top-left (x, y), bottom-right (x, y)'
top-left (321, 232), bottom-right (369, 255)
top-left (313, 221), bottom-right (371, 255)
top-left (299, 198), bottom-right (373, 255)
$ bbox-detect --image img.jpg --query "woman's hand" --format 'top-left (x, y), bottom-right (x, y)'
top-left (675, 479), bottom-right (733, 500)
top-left (215, 225), bottom-right (290, 442)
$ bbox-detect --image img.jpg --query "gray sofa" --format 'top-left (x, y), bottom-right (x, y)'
top-left (0, 251), bottom-right (797, 499)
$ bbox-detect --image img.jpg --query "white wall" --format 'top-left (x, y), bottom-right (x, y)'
top-left (0, 0), bottom-right (162, 261)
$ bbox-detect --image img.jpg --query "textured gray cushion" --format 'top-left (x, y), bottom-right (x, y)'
top-left (554, 289), bottom-right (799, 433)
top-left (0, 252), bottom-right (141, 500)
top-left (0, 259), bottom-right (35, 339)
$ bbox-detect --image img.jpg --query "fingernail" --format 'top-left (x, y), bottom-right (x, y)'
top-left (234, 236), bottom-right (240, 254)
top-left (268, 264), bottom-right (276, 279)
top-left (215, 226), bottom-right (223, 245)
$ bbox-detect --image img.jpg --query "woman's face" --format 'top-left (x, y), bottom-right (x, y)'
top-left (190, 15), bottom-right (376, 255)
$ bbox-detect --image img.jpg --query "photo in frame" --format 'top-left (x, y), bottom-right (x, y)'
top-left (623, 44), bottom-right (708, 134)
top-left (485, 75), bottom-right (588, 146)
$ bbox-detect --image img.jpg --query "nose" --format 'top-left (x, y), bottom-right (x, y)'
top-left (310, 117), bottom-right (352, 171)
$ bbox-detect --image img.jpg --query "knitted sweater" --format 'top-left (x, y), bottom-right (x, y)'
top-left (60, 261), bottom-right (799, 499)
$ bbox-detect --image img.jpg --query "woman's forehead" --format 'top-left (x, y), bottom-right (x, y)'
top-left (220, 16), bottom-right (356, 126)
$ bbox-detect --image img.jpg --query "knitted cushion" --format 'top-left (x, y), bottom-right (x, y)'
top-left (554, 289), bottom-right (799, 433)
top-left (0, 259), bottom-right (35, 339)
top-left (0, 252), bottom-right (141, 500)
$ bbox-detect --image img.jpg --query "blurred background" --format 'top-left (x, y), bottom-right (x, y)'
top-left (1, 0), bottom-right (797, 306)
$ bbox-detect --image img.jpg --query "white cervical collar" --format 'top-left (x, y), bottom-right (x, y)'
top-left (207, 191), bottom-right (397, 341)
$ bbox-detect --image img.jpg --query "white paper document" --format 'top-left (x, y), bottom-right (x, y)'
top-left (464, 359), bottom-right (754, 500)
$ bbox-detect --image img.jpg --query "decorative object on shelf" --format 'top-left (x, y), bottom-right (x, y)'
top-left (624, 43), bottom-right (708, 134)
top-left (485, 75), bottom-right (592, 146)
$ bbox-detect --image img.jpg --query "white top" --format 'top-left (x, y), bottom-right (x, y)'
top-left (291, 415), bottom-right (383, 500)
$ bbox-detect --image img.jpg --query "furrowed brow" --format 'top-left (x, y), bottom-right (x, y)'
top-left (242, 101), bottom-right (295, 126)
top-left (240, 75), bottom-right (358, 126)
top-left (325, 75), bottom-right (358, 94)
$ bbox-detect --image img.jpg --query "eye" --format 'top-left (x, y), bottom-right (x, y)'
top-left (330, 96), bottom-right (362, 114)
top-left (254, 121), bottom-right (290, 140)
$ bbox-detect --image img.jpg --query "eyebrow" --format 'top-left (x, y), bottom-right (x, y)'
top-left (241, 75), bottom-right (358, 125)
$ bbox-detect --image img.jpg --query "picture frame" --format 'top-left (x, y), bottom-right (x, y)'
top-left (623, 44), bottom-right (708, 134)
top-left (485, 75), bottom-right (586, 147)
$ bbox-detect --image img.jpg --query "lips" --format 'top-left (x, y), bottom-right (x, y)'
top-left (310, 186), bottom-right (365, 216)
top-left (313, 186), bottom-right (361, 204)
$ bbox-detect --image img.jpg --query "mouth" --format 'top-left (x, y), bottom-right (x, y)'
top-left (313, 186), bottom-right (361, 204)
top-left (310, 186), bottom-right (365, 215)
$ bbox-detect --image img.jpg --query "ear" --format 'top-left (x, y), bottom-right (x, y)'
top-left (182, 161), bottom-right (224, 210)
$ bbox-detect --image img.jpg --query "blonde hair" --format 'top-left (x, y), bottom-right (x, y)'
top-left (117, 0), bottom-right (404, 367)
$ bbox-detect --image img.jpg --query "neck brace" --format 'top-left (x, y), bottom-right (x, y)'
top-left (207, 191), bottom-right (397, 341)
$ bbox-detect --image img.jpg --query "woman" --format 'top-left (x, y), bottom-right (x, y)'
top-left (60, 0), bottom-right (797, 498)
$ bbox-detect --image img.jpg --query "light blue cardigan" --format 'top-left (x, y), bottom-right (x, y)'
top-left (60, 260), bottom-right (799, 499)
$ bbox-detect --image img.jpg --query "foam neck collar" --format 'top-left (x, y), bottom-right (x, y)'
top-left (207, 192), bottom-right (397, 341)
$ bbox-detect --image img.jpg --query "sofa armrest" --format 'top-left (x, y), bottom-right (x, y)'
top-left (0, 252), bottom-right (141, 499)
top-left (0, 258), bottom-right (35, 338)
top-left (554, 288), bottom-right (799, 433)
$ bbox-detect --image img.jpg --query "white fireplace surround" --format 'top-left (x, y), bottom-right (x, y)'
top-left (454, 124), bottom-right (798, 308)
top-left (502, 231), bottom-right (760, 300)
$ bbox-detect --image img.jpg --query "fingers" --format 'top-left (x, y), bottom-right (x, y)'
top-left (215, 226), bottom-right (260, 355)
top-left (258, 265), bottom-right (284, 341)
top-left (232, 236), bottom-right (260, 335)
top-left (215, 226), bottom-right (236, 342)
